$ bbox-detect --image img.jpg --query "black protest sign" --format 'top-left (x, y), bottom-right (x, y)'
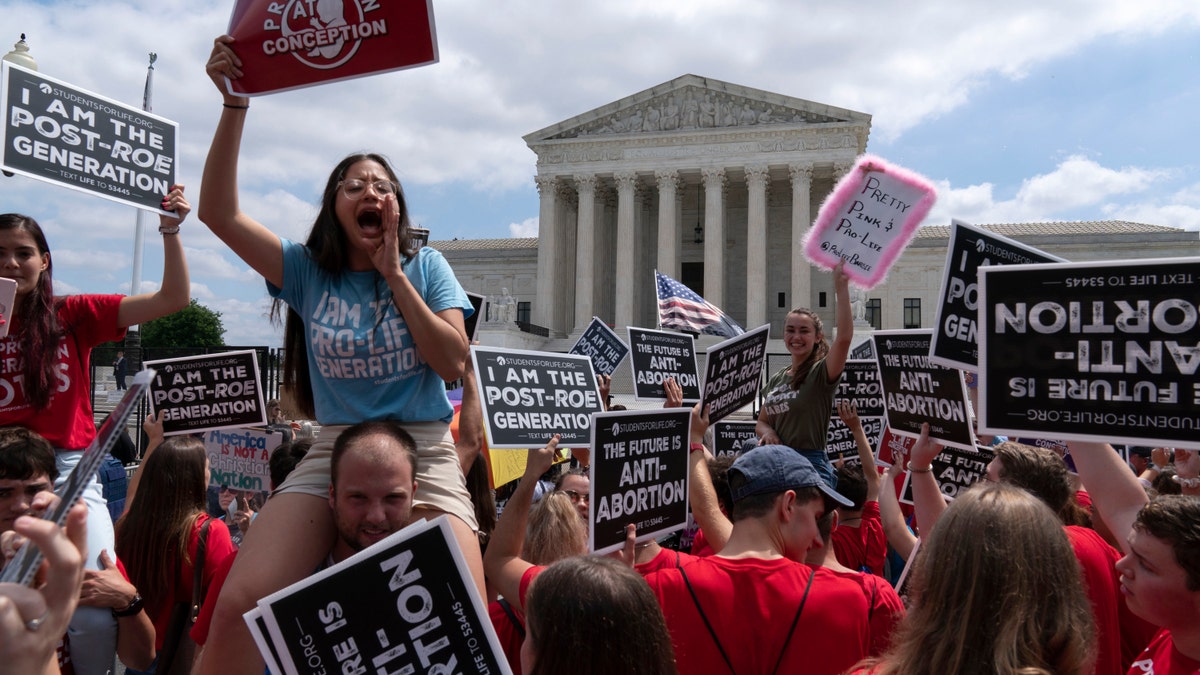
top-left (145, 351), bottom-right (265, 435)
top-left (834, 359), bottom-right (885, 418)
top-left (850, 340), bottom-right (875, 360)
top-left (713, 421), bottom-right (758, 459)
top-left (826, 415), bottom-right (885, 463)
top-left (930, 220), bottom-right (1063, 371)
top-left (255, 518), bottom-right (510, 675)
top-left (471, 346), bottom-right (602, 448)
top-left (465, 292), bottom-right (485, 343)
top-left (701, 324), bottom-right (769, 423)
top-left (899, 445), bottom-right (994, 504)
top-left (873, 330), bottom-right (976, 451)
top-left (979, 258), bottom-right (1200, 450)
top-left (589, 409), bottom-right (691, 554)
top-left (569, 317), bottom-right (630, 377)
top-left (1, 63), bottom-right (178, 214)
top-left (627, 327), bottom-right (700, 402)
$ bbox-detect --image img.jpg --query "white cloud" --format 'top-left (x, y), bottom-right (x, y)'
top-left (927, 155), bottom-right (1173, 225)
top-left (508, 217), bottom-right (539, 238)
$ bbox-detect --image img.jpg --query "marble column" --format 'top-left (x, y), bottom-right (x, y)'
top-left (533, 175), bottom-right (560, 330)
top-left (788, 163), bottom-right (813, 312)
top-left (655, 169), bottom-right (679, 280)
top-left (614, 171), bottom-right (638, 328)
top-left (573, 174), bottom-right (597, 330)
top-left (556, 183), bottom-right (577, 334)
top-left (702, 167), bottom-right (727, 307)
top-left (745, 165), bottom-right (769, 328)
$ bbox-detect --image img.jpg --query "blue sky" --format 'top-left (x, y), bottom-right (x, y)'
top-left (1, 1), bottom-right (1198, 345)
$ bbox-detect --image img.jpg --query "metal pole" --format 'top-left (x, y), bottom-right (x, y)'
top-left (126, 53), bottom-right (155, 370)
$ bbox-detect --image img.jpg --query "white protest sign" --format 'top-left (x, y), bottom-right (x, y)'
top-left (804, 155), bottom-right (936, 289)
top-left (204, 427), bottom-right (286, 493)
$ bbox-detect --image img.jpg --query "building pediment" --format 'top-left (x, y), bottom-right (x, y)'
top-left (524, 74), bottom-right (870, 143)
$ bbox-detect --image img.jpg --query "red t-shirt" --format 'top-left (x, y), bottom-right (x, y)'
top-left (832, 501), bottom-right (887, 577)
top-left (488, 599), bottom-right (525, 675)
top-left (644, 557), bottom-right (872, 675)
top-left (140, 515), bottom-right (236, 650)
top-left (1066, 525), bottom-right (1130, 675)
top-left (1127, 629), bottom-right (1200, 674)
top-left (635, 547), bottom-right (699, 576)
top-left (690, 528), bottom-right (717, 557)
top-left (0, 294), bottom-right (125, 449)
top-left (825, 567), bottom-right (906, 656)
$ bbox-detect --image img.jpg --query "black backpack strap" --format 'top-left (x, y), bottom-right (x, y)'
top-left (679, 564), bottom-right (738, 675)
top-left (769, 568), bottom-right (815, 675)
top-left (497, 598), bottom-right (525, 639)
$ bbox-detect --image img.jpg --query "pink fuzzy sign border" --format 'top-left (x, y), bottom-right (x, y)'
top-left (803, 155), bottom-right (937, 289)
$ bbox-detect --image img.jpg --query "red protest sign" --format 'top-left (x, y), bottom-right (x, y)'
top-left (226, 0), bottom-right (438, 96)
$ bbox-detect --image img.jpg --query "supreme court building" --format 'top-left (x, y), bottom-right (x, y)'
top-left (432, 74), bottom-right (1200, 353)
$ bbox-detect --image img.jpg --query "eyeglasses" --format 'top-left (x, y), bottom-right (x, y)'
top-left (338, 178), bottom-right (398, 199)
top-left (559, 489), bottom-right (589, 504)
top-left (220, 485), bottom-right (233, 493)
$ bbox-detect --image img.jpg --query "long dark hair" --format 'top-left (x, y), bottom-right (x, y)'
top-left (271, 153), bottom-right (415, 419)
top-left (115, 436), bottom-right (210, 616)
top-left (0, 214), bottom-right (62, 408)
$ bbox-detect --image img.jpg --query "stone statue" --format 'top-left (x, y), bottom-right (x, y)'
top-left (643, 105), bottom-right (661, 132)
top-left (500, 287), bottom-right (517, 323)
top-left (662, 96), bottom-right (680, 131)
top-left (699, 94), bottom-right (716, 128)
top-left (850, 285), bottom-right (868, 325)
top-left (682, 91), bottom-right (699, 129)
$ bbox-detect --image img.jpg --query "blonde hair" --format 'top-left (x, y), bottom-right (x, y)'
top-left (523, 491), bottom-right (587, 565)
top-left (857, 483), bottom-right (1095, 675)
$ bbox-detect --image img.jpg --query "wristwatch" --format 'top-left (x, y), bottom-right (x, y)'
top-left (112, 593), bottom-right (144, 618)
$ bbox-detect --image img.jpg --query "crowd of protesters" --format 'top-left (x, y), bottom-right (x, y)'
top-left (0, 32), bottom-right (1197, 675)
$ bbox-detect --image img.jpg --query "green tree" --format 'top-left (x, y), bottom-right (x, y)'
top-left (139, 299), bottom-right (226, 350)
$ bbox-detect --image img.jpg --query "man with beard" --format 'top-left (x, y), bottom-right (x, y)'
top-left (326, 421), bottom-right (418, 560)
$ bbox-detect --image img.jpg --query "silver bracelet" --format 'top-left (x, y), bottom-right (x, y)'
top-left (158, 225), bottom-right (180, 235)
top-left (1172, 475), bottom-right (1200, 489)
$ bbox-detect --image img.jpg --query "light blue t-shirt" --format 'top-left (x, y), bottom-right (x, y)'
top-left (268, 240), bottom-right (473, 425)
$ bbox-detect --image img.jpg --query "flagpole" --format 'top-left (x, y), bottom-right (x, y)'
top-left (126, 53), bottom-right (156, 369)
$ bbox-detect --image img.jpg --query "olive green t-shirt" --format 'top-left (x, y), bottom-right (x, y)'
top-left (759, 359), bottom-right (841, 452)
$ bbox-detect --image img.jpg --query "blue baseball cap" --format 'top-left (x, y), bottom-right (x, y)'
top-left (728, 445), bottom-right (853, 507)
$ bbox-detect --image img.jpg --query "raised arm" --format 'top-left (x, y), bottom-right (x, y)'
top-left (907, 423), bottom-right (947, 534)
top-left (688, 404), bottom-right (732, 552)
top-left (116, 185), bottom-right (190, 327)
top-left (826, 259), bottom-right (853, 381)
top-left (122, 411), bottom-right (164, 516)
top-left (838, 399), bottom-right (880, 501)
top-left (879, 458), bottom-right (917, 560)
top-left (456, 349), bottom-right (483, 473)
top-left (1066, 440), bottom-right (1150, 555)
top-left (198, 35), bottom-right (284, 288)
top-left (482, 436), bottom-right (558, 614)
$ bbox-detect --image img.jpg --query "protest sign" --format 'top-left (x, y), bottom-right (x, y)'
top-left (627, 327), bottom-right (700, 402)
top-left (251, 517), bottom-right (510, 675)
top-left (850, 339), bottom-right (875, 360)
top-left (899, 445), bottom-right (994, 504)
top-left (485, 446), bottom-right (570, 490)
top-left (873, 330), bottom-right (975, 451)
top-left (978, 257), bottom-right (1200, 450)
top-left (471, 346), bottom-right (602, 448)
top-left (204, 427), bottom-right (286, 493)
top-left (146, 351), bottom-right (265, 435)
top-left (700, 324), bottom-right (769, 423)
top-left (0, 369), bottom-right (154, 586)
top-left (803, 155), bottom-right (936, 288)
top-left (0, 277), bottom-right (15, 339)
top-left (930, 220), bottom-right (1064, 371)
top-left (826, 415), bottom-right (885, 463)
top-left (465, 292), bottom-right (485, 343)
top-left (713, 421), bottom-right (758, 459)
top-left (1, 63), bottom-right (178, 214)
top-left (569, 317), bottom-right (630, 377)
top-left (875, 426), bottom-right (915, 468)
top-left (834, 359), bottom-right (885, 418)
top-left (589, 408), bottom-right (692, 555)
top-left (225, 0), bottom-right (438, 96)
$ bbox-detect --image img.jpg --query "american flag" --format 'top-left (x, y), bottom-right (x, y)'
top-left (656, 271), bottom-right (744, 337)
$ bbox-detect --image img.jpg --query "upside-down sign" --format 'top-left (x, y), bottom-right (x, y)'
top-left (225, 0), bottom-right (438, 96)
